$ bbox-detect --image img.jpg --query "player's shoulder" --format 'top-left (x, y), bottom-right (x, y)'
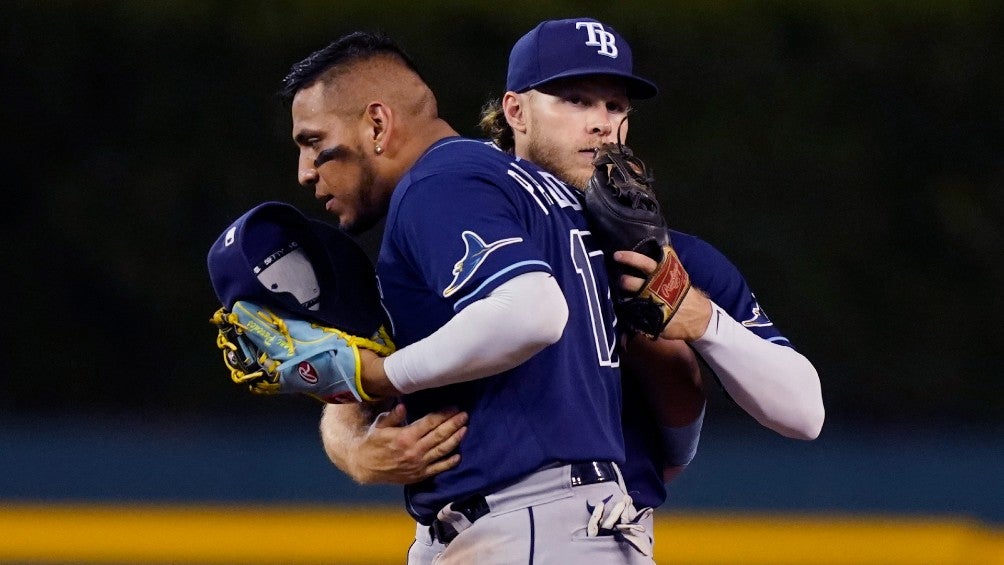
top-left (670, 229), bottom-right (788, 342)
top-left (669, 229), bottom-right (750, 298)
top-left (386, 138), bottom-right (521, 230)
top-left (669, 229), bottom-right (737, 270)
top-left (409, 137), bottom-right (514, 180)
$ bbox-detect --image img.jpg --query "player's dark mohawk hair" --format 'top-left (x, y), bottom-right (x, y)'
top-left (279, 31), bottom-right (425, 102)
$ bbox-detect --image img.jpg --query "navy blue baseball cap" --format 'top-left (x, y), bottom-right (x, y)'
top-left (507, 18), bottom-right (657, 99)
top-left (207, 201), bottom-right (385, 337)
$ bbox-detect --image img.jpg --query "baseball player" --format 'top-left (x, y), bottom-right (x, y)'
top-left (299, 20), bottom-right (823, 563)
top-left (479, 17), bottom-right (825, 513)
top-left (282, 32), bottom-right (654, 563)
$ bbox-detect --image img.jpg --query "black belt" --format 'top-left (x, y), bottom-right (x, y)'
top-left (429, 461), bottom-right (617, 544)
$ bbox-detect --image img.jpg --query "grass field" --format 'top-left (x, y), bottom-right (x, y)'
top-left (1, 504), bottom-right (1001, 564)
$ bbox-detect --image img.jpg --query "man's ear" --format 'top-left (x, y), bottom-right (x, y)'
top-left (364, 102), bottom-right (392, 154)
top-left (502, 91), bottom-right (527, 134)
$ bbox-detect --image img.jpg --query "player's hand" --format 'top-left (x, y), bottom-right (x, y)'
top-left (350, 403), bottom-right (468, 485)
top-left (613, 250), bottom-right (712, 341)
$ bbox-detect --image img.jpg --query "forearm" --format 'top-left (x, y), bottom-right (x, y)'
top-left (367, 271), bottom-right (568, 396)
top-left (623, 336), bottom-right (706, 478)
top-left (319, 402), bottom-right (384, 482)
top-left (691, 302), bottom-right (825, 439)
top-left (624, 336), bottom-right (705, 427)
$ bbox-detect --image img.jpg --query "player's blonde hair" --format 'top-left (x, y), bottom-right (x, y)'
top-left (478, 98), bottom-right (514, 153)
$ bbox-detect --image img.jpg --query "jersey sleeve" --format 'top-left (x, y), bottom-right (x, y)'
top-left (672, 231), bottom-right (793, 347)
top-left (389, 169), bottom-right (554, 312)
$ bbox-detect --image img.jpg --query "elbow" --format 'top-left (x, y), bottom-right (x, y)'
top-left (803, 392), bottom-right (826, 439)
top-left (784, 404), bottom-right (825, 440)
top-left (795, 367), bottom-right (825, 440)
top-left (348, 470), bottom-right (377, 486)
top-left (761, 402), bottom-right (824, 441)
top-left (524, 284), bottom-right (568, 349)
top-left (806, 402), bottom-right (826, 439)
top-left (318, 405), bottom-right (366, 481)
top-left (780, 358), bottom-right (825, 440)
top-left (662, 464), bottom-right (689, 483)
top-left (778, 386), bottom-right (825, 440)
top-left (540, 294), bottom-right (568, 346)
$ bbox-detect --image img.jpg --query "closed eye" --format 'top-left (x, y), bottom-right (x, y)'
top-left (294, 130), bottom-right (323, 148)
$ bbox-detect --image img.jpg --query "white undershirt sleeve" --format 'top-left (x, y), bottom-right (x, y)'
top-left (383, 271), bottom-right (568, 394)
top-left (691, 301), bottom-right (825, 440)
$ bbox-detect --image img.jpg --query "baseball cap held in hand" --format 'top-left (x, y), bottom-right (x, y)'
top-left (507, 17), bottom-right (657, 99)
top-left (207, 201), bottom-right (386, 337)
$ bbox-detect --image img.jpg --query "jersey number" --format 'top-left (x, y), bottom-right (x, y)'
top-left (570, 230), bottom-right (618, 367)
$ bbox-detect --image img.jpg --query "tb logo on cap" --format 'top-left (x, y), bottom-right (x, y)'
top-left (576, 21), bottom-right (618, 58)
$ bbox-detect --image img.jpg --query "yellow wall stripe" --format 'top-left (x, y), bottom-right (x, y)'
top-left (0, 504), bottom-right (1000, 564)
top-left (654, 511), bottom-right (1004, 565)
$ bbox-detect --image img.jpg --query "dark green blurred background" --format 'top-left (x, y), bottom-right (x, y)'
top-left (3, 0), bottom-right (1002, 520)
top-left (7, 0), bottom-right (1000, 421)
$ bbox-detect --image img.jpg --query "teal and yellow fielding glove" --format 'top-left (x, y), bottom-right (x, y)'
top-left (212, 300), bottom-right (394, 403)
top-left (207, 201), bottom-right (396, 404)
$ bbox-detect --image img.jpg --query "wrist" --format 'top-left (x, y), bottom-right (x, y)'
top-left (690, 292), bottom-right (713, 341)
top-left (662, 289), bottom-right (713, 342)
top-left (360, 353), bottom-right (398, 399)
top-left (660, 403), bottom-right (705, 466)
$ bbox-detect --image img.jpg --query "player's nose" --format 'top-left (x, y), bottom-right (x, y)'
top-left (298, 168), bottom-right (319, 187)
top-left (588, 111), bottom-right (613, 137)
top-left (297, 155), bottom-right (318, 186)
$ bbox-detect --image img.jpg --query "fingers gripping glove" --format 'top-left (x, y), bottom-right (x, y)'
top-left (212, 301), bottom-right (394, 403)
top-left (583, 142), bottom-right (691, 338)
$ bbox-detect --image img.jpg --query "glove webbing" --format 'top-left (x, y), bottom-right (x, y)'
top-left (599, 145), bottom-right (658, 213)
top-left (213, 310), bottom-right (268, 385)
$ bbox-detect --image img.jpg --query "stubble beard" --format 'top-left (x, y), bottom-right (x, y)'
top-left (340, 147), bottom-right (386, 235)
top-left (525, 128), bottom-right (590, 191)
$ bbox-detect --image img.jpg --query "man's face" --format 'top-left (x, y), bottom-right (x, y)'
top-left (291, 82), bottom-right (383, 234)
top-left (522, 76), bottom-right (631, 189)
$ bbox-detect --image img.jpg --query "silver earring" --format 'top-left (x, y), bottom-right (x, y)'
top-left (374, 144), bottom-right (384, 155)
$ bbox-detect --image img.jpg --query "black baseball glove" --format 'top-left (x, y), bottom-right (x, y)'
top-left (583, 142), bottom-right (691, 338)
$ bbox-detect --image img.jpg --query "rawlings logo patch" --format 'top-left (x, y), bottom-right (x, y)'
top-left (648, 248), bottom-right (690, 310)
top-left (443, 231), bottom-right (522, 297)
top-left (297, 361), bottom-right (319, 384)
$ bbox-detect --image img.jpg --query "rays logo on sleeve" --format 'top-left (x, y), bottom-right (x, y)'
top-left (741, 295), bottom-right (774, 328)
top-left (443, 231), bottom-right (522, 297)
